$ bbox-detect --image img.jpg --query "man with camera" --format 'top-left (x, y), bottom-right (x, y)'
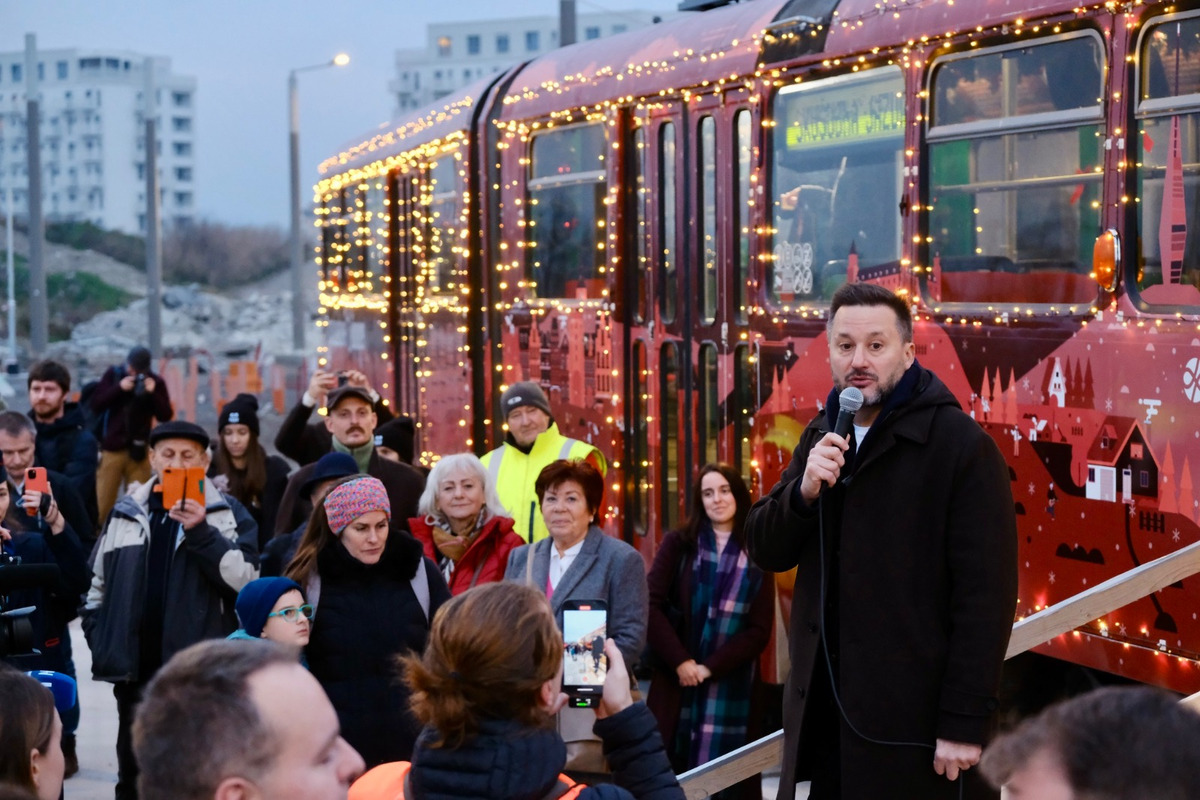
top-left (274, 369), bottom-right (396, 467)
top-left (90, 346), bottom-right (174, 523)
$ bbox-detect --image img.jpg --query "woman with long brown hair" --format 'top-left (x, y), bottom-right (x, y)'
top-left (285, 474), bottom-right (449, 768)
top-left (210, 393), bottom-right (290, 548)
top-left (645, 463), bottom-right (774, 800)
top-left (0, 665), bottom-right (65, 800)
top-left (348, 582), bottom-right (683, 800)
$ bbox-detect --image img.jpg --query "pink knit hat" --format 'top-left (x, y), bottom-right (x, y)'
top-left (324, 476), bottom-right (391, 533)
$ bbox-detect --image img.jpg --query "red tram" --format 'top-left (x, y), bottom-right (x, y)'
top-left (313, 0), bottom-right (1200, 694)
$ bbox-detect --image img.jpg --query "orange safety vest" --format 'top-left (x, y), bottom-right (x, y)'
top-left (348, 761), bottom-right (588, 800)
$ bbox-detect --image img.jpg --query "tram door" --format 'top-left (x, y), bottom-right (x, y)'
top-left (623, 102), bottom-right (685, 550)
top-left (687, 93), bottom-right (759, 493)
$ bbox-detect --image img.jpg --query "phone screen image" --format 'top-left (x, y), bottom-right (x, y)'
top-left (563, 603), bottom-right (607, 707)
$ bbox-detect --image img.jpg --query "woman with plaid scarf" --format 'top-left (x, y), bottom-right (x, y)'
top-left (645, 464), bottom-right (775, 800)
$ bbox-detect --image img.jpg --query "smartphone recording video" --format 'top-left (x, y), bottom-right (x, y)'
top-left (562, 599), bottom-right (607, 709)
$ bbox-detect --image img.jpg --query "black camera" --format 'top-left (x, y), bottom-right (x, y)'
top-left (0, 550), bottom-right (60, 658)
top-left (337, 373), bottom-right (349, 387)
top-left (134, 373), bottom-right (148, 397)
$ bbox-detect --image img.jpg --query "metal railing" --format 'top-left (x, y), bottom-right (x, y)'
top-left (676, 539), bottom-right (1200, 799)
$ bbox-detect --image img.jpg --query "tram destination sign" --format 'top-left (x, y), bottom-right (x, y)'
top-left (782, 72), bottom-right (903, 150)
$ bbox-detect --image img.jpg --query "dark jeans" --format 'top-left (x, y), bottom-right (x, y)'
top-left (113, 681), bottom-right (146, 800)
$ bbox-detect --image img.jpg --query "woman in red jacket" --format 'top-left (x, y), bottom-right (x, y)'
top-left (408, 453), bottom-right (524, 595)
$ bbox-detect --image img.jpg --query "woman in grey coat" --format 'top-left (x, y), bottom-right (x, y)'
top-left (505, 459), bottom-right (648, 778)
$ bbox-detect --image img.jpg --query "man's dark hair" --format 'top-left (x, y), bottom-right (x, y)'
top-left (133, 639), bottom-right (299, 800)
top-left (0, 411), bottom-right (37, 439)
top-left (26, 360), bottom-right (71, 393)
top-left (980, 686), bottom-right (1200, 799)
top-left (827, 282), bottom-right (913, 342)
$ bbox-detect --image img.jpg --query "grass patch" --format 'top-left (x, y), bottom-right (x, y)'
top-left (0, 251), bottom-right (134, 341)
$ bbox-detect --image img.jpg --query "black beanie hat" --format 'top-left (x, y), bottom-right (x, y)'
top-left (499, 381), bottom-right (552, 420)
top-left (219, 393), bottom-right (261, 437)
top-left (373, 416), bottom-right (415, 463)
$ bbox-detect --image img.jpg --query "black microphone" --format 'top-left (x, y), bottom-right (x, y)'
top-left (833, 387), bottom-right (864, 439)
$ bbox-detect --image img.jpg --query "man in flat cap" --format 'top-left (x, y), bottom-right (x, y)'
top-left (482, 381), bottom-right (605, 542)
top-left (82, 419), bottom-right (259, 800)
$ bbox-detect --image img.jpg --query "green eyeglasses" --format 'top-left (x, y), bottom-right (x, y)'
top-left (267, 604), bottom-right (314, 623)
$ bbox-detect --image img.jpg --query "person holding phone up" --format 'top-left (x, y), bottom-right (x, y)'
top-left (348, 582), bottom-right (684, 800)
top-left (82, 420), bottom-right (260, 800)
top-left (505, 460), bottom-right (647, 778)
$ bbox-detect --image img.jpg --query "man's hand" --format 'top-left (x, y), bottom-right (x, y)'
top-left (342, 370), bottom-right (372, 394)
top-left (119, 375), bottom-right (136, 392)
top-left (933, 739), bottom-right (981, 782)
top-left (23, 489), bottom-right (65, 535)
top-left (168, 497), bottom-right (208, 530)
top-left (306, 371), bottom-right (338, 403)
top-left (799, 431), bottom-right (850, 504)
top-left (143, 376), bottom-right (156, 394)
top-left (596, 639), bottom-right (633, 720)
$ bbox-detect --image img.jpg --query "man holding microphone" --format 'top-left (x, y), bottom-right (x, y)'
top-left (746, 282), bottom-right (1018, 799)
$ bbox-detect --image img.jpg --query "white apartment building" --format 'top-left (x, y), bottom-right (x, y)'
top-left (390, 11), bottom-right (677, 113)
top-left (0, 48), bottom-right (197, 235)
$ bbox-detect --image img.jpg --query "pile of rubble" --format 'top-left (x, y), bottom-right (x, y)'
top-left (45, 283), bottom-right (313, 378)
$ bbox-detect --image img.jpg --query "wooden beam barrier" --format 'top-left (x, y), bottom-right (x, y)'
top-left (678, 539), bottom-right (1200, 798)
top-left (1006, 539), bottom-right (1200, 659)
top-left (677, 730), bottom-right (783, 799)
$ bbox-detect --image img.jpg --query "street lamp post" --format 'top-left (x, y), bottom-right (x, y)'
top-left (289, 54), bottom-right (349, 352)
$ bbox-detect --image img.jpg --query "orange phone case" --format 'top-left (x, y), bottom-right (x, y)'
top-left (24, 467), bottom-right (49, 515)
top-left (161, 467), bottom-right (205, 508)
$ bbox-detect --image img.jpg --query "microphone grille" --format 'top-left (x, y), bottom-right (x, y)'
top-left (839, 386), bottom-right (864, 413)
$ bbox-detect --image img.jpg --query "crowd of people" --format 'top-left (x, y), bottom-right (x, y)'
top-left (1, 295), bottom-right (1198, 800)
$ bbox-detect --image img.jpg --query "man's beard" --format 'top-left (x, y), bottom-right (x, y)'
top-left (836, 366), bottom-right (905, 409)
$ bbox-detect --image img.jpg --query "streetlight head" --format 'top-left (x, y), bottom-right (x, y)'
top-left (333, 53), bottom-right (350, 67)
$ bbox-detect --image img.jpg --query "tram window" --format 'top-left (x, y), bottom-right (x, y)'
top-left (348, 185), bottom-right (369, 292)
top-left (631, 340), bottom-right (649, 535)
top-left (733, 344), bottom-right (755, 482)
top-left (659, 122), bottom-right (677, 323)
top-left (528, 124), bottom-right (607, 299)
top-left (321, 194), bottom-right (349, 291)
top-left (735, 110), bottom-right (752, 323)
top-left (700, 116), bottom-right (718, 324)
top-left (660, 342), bottom-right (680, 532)
top-left (425, 155), bottom-right (461, 295)
top-left (770, 68), bottom-right (904, 305)
top-left (1136, 16), bottom-right (1200, 307)
top-left (699, 343), bottom-right (719, 465)
top-left (928, 35), bottom-right (1103, 306)
top-left (630, 126), bottom-right (648, 323)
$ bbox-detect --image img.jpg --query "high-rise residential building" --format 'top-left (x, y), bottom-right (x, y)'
top-left (0, 48), bottom-right (197, 235)
top-left (390, 11), bottom-right (677, 113)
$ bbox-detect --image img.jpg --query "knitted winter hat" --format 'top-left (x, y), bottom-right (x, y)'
top-left (373, 416), bottom-right (415, 463)
top-left (219, 393), bottom-right (261, 437)
top-left (324, 476), bottom-right (390, 534)
top-left (235, 577), bottom-right (304, 638)
top-left (499, 381), bottom-right (551, 420)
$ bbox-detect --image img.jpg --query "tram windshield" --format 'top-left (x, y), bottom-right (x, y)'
top-left (770, 67), bottom-right (905, 305)
top-left (927, 34), bottom-right (1104, 307)
top-left (1135, 15), bottom-right (1200, 308)
top-left (424, 155), bottom-right (462, 295)
top-left (527, 123), bottom-right (607, 299)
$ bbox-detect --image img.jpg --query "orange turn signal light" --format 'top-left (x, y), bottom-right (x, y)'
top-left (1092, 229), bottom-right (1119, 292)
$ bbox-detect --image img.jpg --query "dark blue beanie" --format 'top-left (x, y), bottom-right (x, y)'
top-left (235, 577), bottom-right (304, 638)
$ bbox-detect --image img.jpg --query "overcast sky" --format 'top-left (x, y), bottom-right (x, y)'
top-left (3, 0), bottom-right (682, 229)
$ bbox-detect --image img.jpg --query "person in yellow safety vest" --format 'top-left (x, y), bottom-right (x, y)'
top-left (482, 382), bottom-right (605, 543)
top-left (347, 582), bottom-right (684, 800)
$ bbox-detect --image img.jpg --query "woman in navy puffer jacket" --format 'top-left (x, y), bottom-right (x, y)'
top-left (349, 581), bottom-right (684, 800)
